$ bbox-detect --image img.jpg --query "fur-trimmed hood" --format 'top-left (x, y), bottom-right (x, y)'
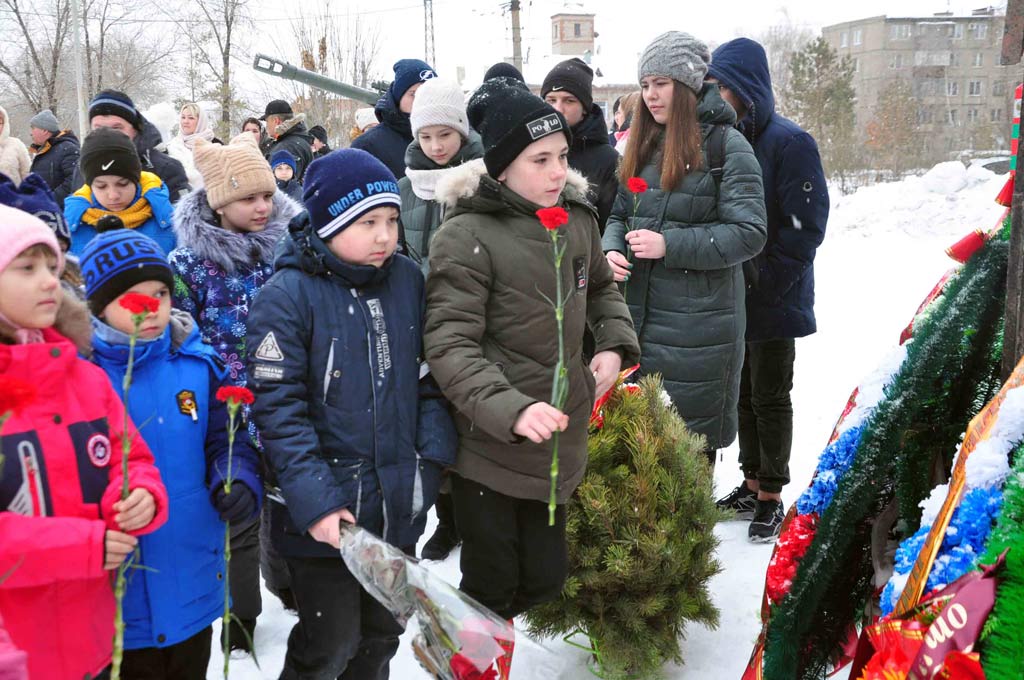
top-left (0, 291), bottom-right (92, 355)
top-left (171, 188), bottom-right (302, 273)
top-left (433, 158), bottom-right (591, 211)
top-left (274, 114), bottom-right (310, 140)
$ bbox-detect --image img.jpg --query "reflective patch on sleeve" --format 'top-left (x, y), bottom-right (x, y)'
top-left (419, 361), bottom-right (431, 380)
top-left (253, 364), bottom-right (285, 381)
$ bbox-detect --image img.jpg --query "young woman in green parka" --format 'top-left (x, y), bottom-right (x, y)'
top-left (603, 31), bottom-right (767, 466)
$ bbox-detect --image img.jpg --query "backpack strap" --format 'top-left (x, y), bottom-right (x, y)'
top-left (707, 124), bottom-right (729, 191)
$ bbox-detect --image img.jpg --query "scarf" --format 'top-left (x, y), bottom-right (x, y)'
top-left (76, 171), bottom-right (162, 229)
top-left (179, 106), bottom-right (215, 150)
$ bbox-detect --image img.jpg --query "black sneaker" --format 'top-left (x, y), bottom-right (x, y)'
top-left (748, 499), bottom-right (785, 543)
top-left (715, 483), bottom-right (758, 520)
top-left (421, 524), bottom-right (460, 561)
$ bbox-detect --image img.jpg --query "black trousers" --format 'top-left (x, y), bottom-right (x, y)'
top-left (120, 626), bottom-right (213, 679)
top-left (260, 499), bottom-right (292, 597)
top-left (450, 474), bottom-right (568, 620)
top-left (230, 516), bottom-right (262, 622)
top-left (737, 338), bottom-right (796, 494)
top-left (278, 555), bottom-right (404, 680)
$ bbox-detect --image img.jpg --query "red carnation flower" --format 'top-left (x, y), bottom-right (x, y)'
top-left (118, 292), bottom-right (160, 316)
top-left (536, 207), bottom-right (569, 231)
top-left (0, 377), bottom-right (36, 418)
top-left (450, 653), bottom-right (498, 680)
top-left (627, 177), bottom-right (648, 194)
top-left (216, 386), bottom-right (255, 406)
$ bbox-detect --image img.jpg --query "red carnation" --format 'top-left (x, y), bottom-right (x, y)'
top-left (627, 177), bottom-right (648, 194)
top-left (216, 386), bottom-right (255, 406)
top-left (0, 377), bottom-right (36, 418)
top-left (536, 207), bottom-right (569, 231)
top-left (450, 653), bottom-right (498, 680)
top-left (118, 292), bottom-right (159, 316)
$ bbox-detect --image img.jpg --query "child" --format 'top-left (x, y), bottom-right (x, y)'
top-left (169, 132), bottom-right (301, 650)
top-left (246, 148), bottom-right (456, 679)
top-left (79, 227), bottom-right (261, 677)
top-left (422, 79), bottom-right (640, 674)
top-left (0, 204), bottom-right (168, 680)
top-left (400, 77), bottom-right (483, 274)
top-left (65, 127), bottom-right (175, 257)
top-left (270, 149), bottom-right (303, 202)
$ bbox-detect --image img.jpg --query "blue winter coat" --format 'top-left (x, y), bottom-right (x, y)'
top-left (90, 311), bottom-right (261, 650)
top-left (350, 92), bottom-right (413, 179)
top-left (708, 38), bottom-right (830, 341)
top-left (246, 213), bottom-right (457, 557)
top-left (65, 173), bottom-right (176, 257)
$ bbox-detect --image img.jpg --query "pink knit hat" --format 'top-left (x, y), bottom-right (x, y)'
top-left (0, 204), bottom-right (64, 275)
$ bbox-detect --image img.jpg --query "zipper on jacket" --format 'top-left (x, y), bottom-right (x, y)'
top-left (352, 287), bottom-right (390, 540)
top-left (322, 337), bottom-right (338, 404)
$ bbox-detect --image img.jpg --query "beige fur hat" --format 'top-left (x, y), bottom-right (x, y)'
top-left (193, 133), bottom-right (276, 210)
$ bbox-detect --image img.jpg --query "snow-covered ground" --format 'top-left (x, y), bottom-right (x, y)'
top-left (208, 163), bottom-right (1011, 679)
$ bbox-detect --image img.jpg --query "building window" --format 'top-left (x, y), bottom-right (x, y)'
top-left (949, 52), bottom-right (960, 67)
top-left (552, 23), bottom-right (558, 39)
top-left (853, 29), bottom-right (862, 46)
top-left (968, 22), bottom-right (989, 40)
top-left (947, 109), bottom-right (958, 125)
top-left (992, 108), bottom-right (1004, 122)
top-left (973, 52), bottom-right (984, 67)
top-left (967, 108), bottom-right (979, 122)
top-left (840, 31), bottom-right (848, 48)
top-left (574, 23), bottom-right (581, 38)
top-left (890, 53), bottom-right (905, 69)
top-left (993, 81), bottom-right (1006, 96)
top-left (969, 80), bottom-right (982, 96)
top-left (947, 81), bottom-right (959, 96)
top-left (953, 23), bottom-right (964, 39)
top-left (917, 108), bottom-right (934, 124)
top-left (890, 23), bottom-right (912, 40)
top-left (852, 57), bottom-right (859, 72)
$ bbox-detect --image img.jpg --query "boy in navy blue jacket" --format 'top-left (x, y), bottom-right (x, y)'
top-left (80, 227), bottom-right (262, 678)
top-left (247, 148), bottom-right (456, 680)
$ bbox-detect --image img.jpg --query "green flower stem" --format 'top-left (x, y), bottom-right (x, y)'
top-left (549, 231), bottom-right (568, 527)
top-left (222, 401), bottom-right (239, 678)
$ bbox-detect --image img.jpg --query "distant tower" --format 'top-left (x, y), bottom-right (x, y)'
top-left (424, 0), bottom-right (436, 65)
top-left (551, 9), bottom-right (596, 56)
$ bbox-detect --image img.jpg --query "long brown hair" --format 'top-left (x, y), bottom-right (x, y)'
top-left (619, 81), bottom-right (703, 191)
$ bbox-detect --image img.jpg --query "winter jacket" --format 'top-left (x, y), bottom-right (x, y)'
top-left (0, 325), bottom-right (169, 680)
top-left (398, 131), bottom-right (484, 272)
top-left (29, 129), bottom-right (80, 207)
top-left (169, 189), bottom-right (302, 386)
top-left (708, 38), bottom-right (829, 341)
top-left (71, 117), bottom-right (190, 204)
top-left (65, 171), bottom-right (176, 256)
top-left (602, 83), bottom-right (767, 450)
top-left (0, 106), bottom-right (30, 186)
top-left (266, 115), bottom-right (314, 183)
top-left (350, 93), bottom-right (414, 179)
top-left (166, 136), bottom-right (201, 189)
top-left (276, 177), bottom-right (303, 203)
top-left (247, 214), bottom-right (457, 557)
top-left (424, 161), bottom-right (640, 502)
top-left (89, 311), bottom-right (260, 650)
top-left (568, 103), bottom-right (620, 232)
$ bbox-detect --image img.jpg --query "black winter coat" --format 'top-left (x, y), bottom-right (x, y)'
top-left (267, 116), bottom-right (314, 183)
top-left (569, 104), bottom-right (620, 232)
top-left (30, 130), bottom-right (80, 207)
top-left (350, 92), bottom-right (413, 179)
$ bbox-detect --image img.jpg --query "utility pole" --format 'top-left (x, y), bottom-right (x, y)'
top-left (1000, 0), bottom-right (1024, 378)
top-left (70, 0), bottom-right (88, 138)
top-left (424, 0), bottom-right (436, 66)
top-left (510, 0), bottom-right (522, 72)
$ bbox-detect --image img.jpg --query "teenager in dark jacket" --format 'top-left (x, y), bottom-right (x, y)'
top-left (351, 59), bottom-right (438, 179)
top-left (270, 149), bottom-right (304, 203)
top-left (28, 110), bottom-right (80, 207)
top-left (707, 38), bottom-right (829, 542)
top-left (70, 90), bottom-right (190, 204)
top-left (247, 149), bottom-right (456, 679)
top-left (309, 124), bottom-right (331, 158)
top-left (542, 58), bottom-right (620, 232)
top-left (262, 100), bottom-right (314, 182)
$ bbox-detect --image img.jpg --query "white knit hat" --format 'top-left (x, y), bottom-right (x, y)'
top-left (354, 108), bottom-right (377, 131)
top-left (409, 78), bottom-right (470, 139)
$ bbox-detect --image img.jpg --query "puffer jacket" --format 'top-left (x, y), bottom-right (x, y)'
top-left (90, 311), bottom-right (261, 650)
top-left (602, 83), bottom-right (767, 450)
top-left (568, 103), bottom-right (620, 232)
top-left (424, 161), bottom-right (640, 502)
top-left (266, 115), bottom-right (314, 183)
top-left (350, 92), bottom-right (414, 179)
top-left (398, 131), bottom-right (484, 272)
top-left (0, 106), bottom-right (30, 185)
top-left (65, 171), bottom-right (176, 256)
top-left (247, 214), bottom-right (457, 557)
top-left (708, 38), bottom-right (830, 341)
top-left (29, 130), bottom-right (80, 207)
top-left (169, 189), bottom-right (302, 386)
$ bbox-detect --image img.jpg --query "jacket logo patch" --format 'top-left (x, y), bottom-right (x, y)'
top-left (253, 364), bottom-right (284, 381)
top-left (177, 390), bottom-right (199, 421)
top-left (87, 433), bottom-right (112, 468)
top-left (573, 256), bottom-right (587, 290)
top-left (254, 331), bottom-right (285, 362)
top-left (526, 113), bottom-right (563, 140)
top-left (366, 299), bottom-right (392, 379)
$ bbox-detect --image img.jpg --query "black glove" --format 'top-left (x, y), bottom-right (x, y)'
top-left (213, 485), bottom-right (257, 524)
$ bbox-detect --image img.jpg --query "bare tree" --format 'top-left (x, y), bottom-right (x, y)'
top-left (0, 0), bottom-right (72, 115)
top-left (754, 11), bottom-right (815, 117)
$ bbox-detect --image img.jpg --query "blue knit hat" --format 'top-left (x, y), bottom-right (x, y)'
top-left (88, 89), bottom-right (141, 130)
top-left (80, 228), bottom-right (174, 315)
top-left (270, 149), bottom-right (297, 174)
top-left (302, 149), bottom-right (401, 242)
top-left (0, 172), bottom-right (71, 245)
top-left (391, 59), bottom-right (437, 105)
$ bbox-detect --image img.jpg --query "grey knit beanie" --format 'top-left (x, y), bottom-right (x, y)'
top-left (29, 109), bottom-right (60, 134)
top-left (410, 78), bottom-right (470, 139)
top-left (638, 31), bottom-right (711, 93)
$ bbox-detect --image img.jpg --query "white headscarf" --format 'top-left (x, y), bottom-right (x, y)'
top-left (178, 103), bottom-right (215, 150)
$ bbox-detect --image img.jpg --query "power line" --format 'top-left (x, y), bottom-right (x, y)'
top-left (0, 2), bottom-right (430, 24)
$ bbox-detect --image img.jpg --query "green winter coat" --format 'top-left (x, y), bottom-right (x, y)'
top-left (424, 160), bottom-right (641, 503)
top-left (602, 83), bottom-right (767, 450)
top-left (399, 132), bottom-right (484, 273)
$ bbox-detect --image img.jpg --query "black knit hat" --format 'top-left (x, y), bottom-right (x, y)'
top-left (541, 58), bottom-right (594, 112)
top-left (467, 78), bottom-right (571, 178)
top-left (88, 89), bottom-right (142, 130)
top-left (483, 62), bottom-right (526, 85)
top-left (80, 127), bottom-right (141, 185)
top-left (309, 125), bottom-right (329, 146)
